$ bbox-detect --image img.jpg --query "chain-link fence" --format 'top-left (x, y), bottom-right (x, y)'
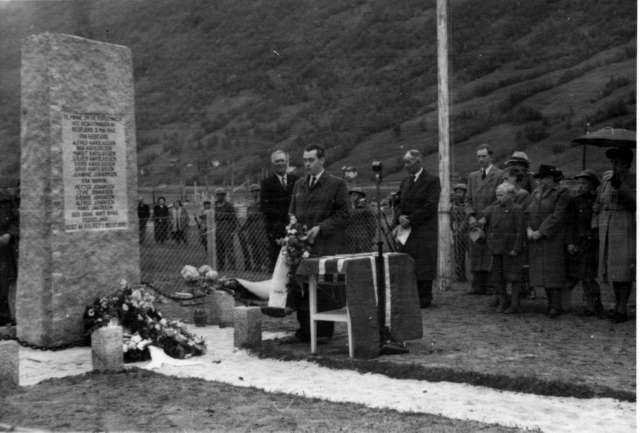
top-left (138, 186), bottom-right (405, 294)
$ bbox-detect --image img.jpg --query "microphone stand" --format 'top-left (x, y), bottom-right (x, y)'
top-left (373, 166), bottom-right (408, 355)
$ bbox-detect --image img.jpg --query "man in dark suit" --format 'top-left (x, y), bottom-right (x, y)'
top-left (260, 150), bottom-right (299, 267)
top-left (289, 144), bottom-right (350, 341)
top-left (465, 144), bottom-right (503, 295)
top-left (395, 150), bottom-right (441, 308)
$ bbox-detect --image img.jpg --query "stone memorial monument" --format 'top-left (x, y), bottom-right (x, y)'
top-left (17, 33), bottom-right (140, 345)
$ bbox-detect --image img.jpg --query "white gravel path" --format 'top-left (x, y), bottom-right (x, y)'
top-left (18, 326), bottom-right (636, 433)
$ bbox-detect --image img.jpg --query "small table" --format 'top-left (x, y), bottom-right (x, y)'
top-left (296, 252), bottom-right (422, 358)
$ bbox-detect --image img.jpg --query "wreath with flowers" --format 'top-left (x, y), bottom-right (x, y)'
top-left (84, 281), bottom-right (206, 362)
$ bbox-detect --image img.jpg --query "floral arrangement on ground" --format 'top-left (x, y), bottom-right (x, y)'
top-left (84, 281), bottom-right (206, 362)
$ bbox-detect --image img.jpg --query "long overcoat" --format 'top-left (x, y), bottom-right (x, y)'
top-left (289, 172), bottom-right (349, 257)
top-left (396, 170), bottom-right (441, 281)
top-left (594, 171), bottom-right (636, 283)
top-left (465, 166), bottom-right (503, 271)
top-left (565, 191), bottom-right (598, 280)
top-left (525, 183), bottom-right (570, 288)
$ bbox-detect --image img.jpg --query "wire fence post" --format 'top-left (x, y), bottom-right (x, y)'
top-left (205, 208), bottom-right (216, 270)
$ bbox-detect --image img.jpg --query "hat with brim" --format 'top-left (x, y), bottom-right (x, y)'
top-left (605, 146), bottom-right (634, 162)
top-left (506, 157), bottom-right (530, 167)
top-left (215, 187), bottom-right (227, 195)
top-left (453, 183), bottom-right (467, 192)
top-left (348, 187), bottom-right (366, 197)
top-left (505, 151), bottom-right (530, 167)
top-left (532, 164), bottom-right (557, 179)
top-left (574, 169), bottom-right (600, 186)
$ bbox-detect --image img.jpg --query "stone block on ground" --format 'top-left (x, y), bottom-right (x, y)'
top-left (233, 306), bottom-right (262, 349)
top-left (215, 290), bottom-right (236, 327)
top-left (205, 293), bottom-right (219, 325)
top-left (343, 259), bottom-right (380, 359)
top-left (91, 325), bottom-right (124, 372)
top-left (0, 340), bottom-right (19, 386)
top-left (387, 254), bottom-right (422, 341)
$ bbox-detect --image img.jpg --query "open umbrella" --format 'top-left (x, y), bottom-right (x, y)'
top-left (571, 127), bottom-right (636, 169)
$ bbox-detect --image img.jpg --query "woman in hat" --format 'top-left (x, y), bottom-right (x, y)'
top-left (593, 147), bottom-right (636, 323)
top-left (505, 151), bottom-right (535, 193)
top-left (525, 164), bottom-right (571, 317)
top-left (565, 170), bottom-right (602, 316)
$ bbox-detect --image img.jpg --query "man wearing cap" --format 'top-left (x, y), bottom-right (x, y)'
top-left (505, 151), bottom-right (535, 193)
top-left (197, 200), bottom-right (212, 252)
top-left (451, 183), bottom-right (468, 282)
top-left (525, 164), bottom-right (570, 317)
top-left (566, 169), bottom-right (602, 316)
top-left (239, 184), bottom-right (270, 272)
top-left (593, 147), bottom-right (636, 323)
top-left (214, 188), bottom-right (239, 271)
top-left (465, 144), bottom-right (504, 295)
top-left (260, 150), bottom-right (299, 267)
top-left (288, 144), bottom-right (350, 341)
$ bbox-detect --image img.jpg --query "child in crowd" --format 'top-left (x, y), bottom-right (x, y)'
top-left (479, 182), bottom-right (526, 313)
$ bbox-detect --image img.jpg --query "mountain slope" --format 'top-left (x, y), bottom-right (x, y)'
top-left (0, 0), bottom-right (635, 186)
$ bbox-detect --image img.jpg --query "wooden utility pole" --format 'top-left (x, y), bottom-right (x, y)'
top-left (436, 0), bottom-right (453, 292)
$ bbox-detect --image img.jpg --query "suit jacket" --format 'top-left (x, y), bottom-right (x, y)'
top-left (465, 165), bottom-right (503, 271)
top-left (260, 173), bottom-right (299, 240)
top-left (289, 172), bottom-right (349, 257)
top-left (465, 166), bottom-right (504, 216)
top-left (396, 170), bottom-right (440, 281)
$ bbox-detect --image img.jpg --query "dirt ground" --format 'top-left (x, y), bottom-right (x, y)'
top-left (258, 282), bottom-right (636, 399)
top-left (0, 369), bottom-right (534, 433)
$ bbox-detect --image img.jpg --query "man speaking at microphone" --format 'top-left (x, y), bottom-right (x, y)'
top-left (288, 144), bottom-right (350, 342)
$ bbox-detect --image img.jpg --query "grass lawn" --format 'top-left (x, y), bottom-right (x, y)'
top-left (0, 369), bottom-right (535, 433)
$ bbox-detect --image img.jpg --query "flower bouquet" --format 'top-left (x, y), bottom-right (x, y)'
top-left (178, 265), bottom-right (219, 297)
top-left (268, 217), bottom-right (312, 310)
top-left (84, 281), bottom-right (206, 362)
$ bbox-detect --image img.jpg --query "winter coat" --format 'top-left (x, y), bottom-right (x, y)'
top-left (396, 170), bottom-right (441, 281)
top-left (594, 171), bottom-right (636, 283)
top-left (525, 183), bottom-right (570, 288)
top-left (214, 201), bottom-right (238, 239)
top-left (170, 206), bottom-right (190, 232)
top-left (565, 191), bottom-right (598, 280)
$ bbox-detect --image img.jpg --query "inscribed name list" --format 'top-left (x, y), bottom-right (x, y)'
top-left (61, 112), bottom-right (128, 232)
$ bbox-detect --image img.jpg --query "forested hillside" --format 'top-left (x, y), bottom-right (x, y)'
top-left (0, 0), bottom-right (635, 185)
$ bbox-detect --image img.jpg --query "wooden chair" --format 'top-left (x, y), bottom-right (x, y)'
top-left (308, 274), bottom-right (354, 358)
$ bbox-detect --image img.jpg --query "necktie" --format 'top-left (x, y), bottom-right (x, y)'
top-left (309, 176), bottom-right (316, 188)
top-left (281, 175), bottom-right (287, 189)
top-left (481, 169), bottom-right (486, 180)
